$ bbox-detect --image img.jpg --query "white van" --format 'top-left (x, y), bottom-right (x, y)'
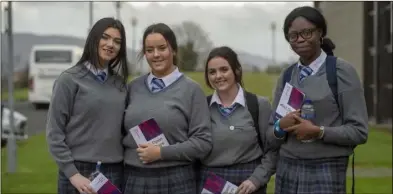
top-left (28, 44), bottom-right (83, 109)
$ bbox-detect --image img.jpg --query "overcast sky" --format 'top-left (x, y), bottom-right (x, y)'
top-left (1, 1), bottom-right (313, 62)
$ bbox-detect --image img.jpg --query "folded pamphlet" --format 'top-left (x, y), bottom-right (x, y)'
top-left (201, 172), bottom-right (238, 194)
top-left (129, 118), bottom-right (170, 147)
top-left (90, 172), bottom-right (121, 194)
top-left (274, 82), bottom-right (305, 121)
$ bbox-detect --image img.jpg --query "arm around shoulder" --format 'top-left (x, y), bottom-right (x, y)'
top-left (160, 82), bottom-right (212, 161)
top-left (322, 59), bottom-right (369, 146)
top-left (248, 97), bottom-right (279, 188)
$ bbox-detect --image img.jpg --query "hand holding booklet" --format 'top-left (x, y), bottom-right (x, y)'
top-left (90, 172), bottom-right (122, 194)
top-left (274, 82), bottom-right (305, 121)
top-left (129, 118), bottom-right (170, 147)
top-left (201, 172), bottom-right (238, 194)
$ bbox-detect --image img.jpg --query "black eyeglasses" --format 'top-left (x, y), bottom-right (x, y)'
top-left (286, 28), bottom-right (318, 43)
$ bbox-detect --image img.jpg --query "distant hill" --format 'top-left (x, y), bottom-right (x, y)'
top-left (1, 32), bottom-right (274, 76)
top-left (0, 32), bottom-right (141, 76)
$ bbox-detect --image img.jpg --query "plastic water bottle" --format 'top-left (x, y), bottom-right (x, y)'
top-left (301, 99), bottom-right (315, 120)
top-left (300, 99), bottom-right (316, 143)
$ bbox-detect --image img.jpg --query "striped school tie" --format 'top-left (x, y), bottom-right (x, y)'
top-left (151, 77), bottom-right (165, 92)
top-left (97, 71), bottom-right (107, 83)
top-left (299, 66), bottom-right (313, 82)
top-left (218, 103), bottom-right (238, 117)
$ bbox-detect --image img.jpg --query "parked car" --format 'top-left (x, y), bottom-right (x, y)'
top-left (1, 104), bottom-right (28, 148)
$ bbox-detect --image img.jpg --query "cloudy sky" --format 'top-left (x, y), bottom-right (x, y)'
top-left (1, 1), bottom-right (313, 62)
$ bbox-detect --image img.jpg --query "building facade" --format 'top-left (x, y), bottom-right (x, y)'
top-left (315, 1), bottom-right (392, 125)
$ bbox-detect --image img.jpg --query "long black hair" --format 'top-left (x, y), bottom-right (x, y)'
top-left (77, 17), bottom-right (129, 86)
top-left (283, 6), bottom-right (335, 56)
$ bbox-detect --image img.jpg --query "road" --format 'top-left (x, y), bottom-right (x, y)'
top-left (5, 102), bottom-right (48, 136)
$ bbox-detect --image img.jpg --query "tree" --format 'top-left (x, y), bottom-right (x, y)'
top-left (172, 21), bottom-right (213, 71)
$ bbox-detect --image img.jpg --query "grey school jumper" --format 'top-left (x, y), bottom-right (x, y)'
top-left (123, 74), bottom-right (212, 167)
top-left (271, 57), bottom-right (368, 158)
top-left (202, 95), bottom-right (278, 188)
top-left (46, 65), bottom-right (127, 178)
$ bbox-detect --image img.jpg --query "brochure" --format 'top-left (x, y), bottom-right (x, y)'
top-left (129, 118), bottom-right (170, 147)
top-left (274, 82), bottom-right (305, 121)
top-left (201, 172), bottom-right (238, 194)
top-left (90, 173), bottom-right (122, 194)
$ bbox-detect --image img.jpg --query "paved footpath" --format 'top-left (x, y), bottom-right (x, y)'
top-left (348, 167), bottom-right (392, 177)
top-left (272, 167), bottom-right (392, 178)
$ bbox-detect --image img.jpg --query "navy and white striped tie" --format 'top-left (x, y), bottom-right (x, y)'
top-left (97, 71), bottom-right (107, 83)
top-left (151, 77), bottom-right (165, 92)
top-left (299, 66), bottom-right (313, 82)
top-left (218, 103), bottom-right (238, 117)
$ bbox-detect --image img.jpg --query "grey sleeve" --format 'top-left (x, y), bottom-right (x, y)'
top-left (248, 97), bottom-right (279, 188)
top-left (269, 70), bottom-right (287, 146)
top-left (160, 84), bottom-right (213, 161)
top-left (322, 59), bottom-right (368, 146)
top-left (46, 74), bottom-right (78, 178)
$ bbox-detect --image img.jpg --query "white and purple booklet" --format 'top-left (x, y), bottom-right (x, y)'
top-left (90, 172), bottom-right (122, 194)
top-left (201, 172), bottom-right (238, 194)
top-left (129, 118), bottom-right (170, 147)
top-left (274, 82), bottom-right (305, 121)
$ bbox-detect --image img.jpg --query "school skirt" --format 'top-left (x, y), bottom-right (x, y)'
top-left (123, 164), bottom-right (196, 194)
top-left (58, 160), bottom-right (123, 194)
top-left (275, 156), bottom-right (349, 194)
top-left (198, 159), bottom-right (267, 194)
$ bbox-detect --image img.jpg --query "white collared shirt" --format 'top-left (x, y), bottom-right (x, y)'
top-left (147, 67), bottom-right (183, 89)
top-left (85, 62), bottom-right (108, 76)
top-left (297, 49), bottom-right (327, 75)
top-left (210, 85), bottom-right (246, 107)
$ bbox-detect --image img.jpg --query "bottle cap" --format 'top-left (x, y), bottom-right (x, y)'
top-left (96, 161), bottom-right (102, 171)
top-left (303, 99), bottom-right (313, 104)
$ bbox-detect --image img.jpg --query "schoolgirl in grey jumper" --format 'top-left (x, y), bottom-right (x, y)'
top-left (122, 23), bottom-right (212, 194)
top-left (46, 17), bottom-right (129, 194)
top-left (271, 6), bottom-right (368, 194)
top-left (198, 46), bottom-right (278, 194)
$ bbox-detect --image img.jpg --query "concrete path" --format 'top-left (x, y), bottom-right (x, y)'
top-left (271, 167), bottom-right (392, 178)
top-left (348, 167), bottom-right (392, 178)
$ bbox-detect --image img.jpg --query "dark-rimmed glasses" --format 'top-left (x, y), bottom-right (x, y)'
top-left (286, 28), bottom-right (318, 43)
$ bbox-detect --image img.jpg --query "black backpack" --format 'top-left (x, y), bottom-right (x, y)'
top-left (282, 56), bottom-right (356, 194)
top-left (282, 55), bottom-right (339, 105)
top-left (207, 91), bottom-right (263, 151)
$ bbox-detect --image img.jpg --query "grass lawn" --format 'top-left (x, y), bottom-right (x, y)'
top-left (1, 129), bottom-right (391, 194)
top-left (0, 72), bottom-right (277, 103)
top-left (1, 72), bottom-right (392, 193)
top-left (1, 88), bottom-right (29, 102)
top-left (185, 71), bottom-right (279, 100)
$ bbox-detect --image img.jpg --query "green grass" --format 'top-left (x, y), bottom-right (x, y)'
top-left (0, 72), bottom-right (277, 102)
top-left (266, 177), bottom-right (393, 194)
top-left (185, 72), bottom-right (279, 100)
top-left (352, 128), bottom-right (392, 168)
top-left (1, 88), bottom-right (29, 102)
top-left (1, 72), bottom-right (392, 193)
top-left (2, 129), bottom-right (391, 194)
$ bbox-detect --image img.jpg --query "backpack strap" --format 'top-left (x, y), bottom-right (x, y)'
top-left (282, 63), bottom-right (297, 90)
top-left (326, 56), bottom-right (356, 194)
top-left (206, 95), bottom-right (212, 106)
top-left (244, 91), bottom-right (264, 151)
top-left (122, 91), bottom-right (130, 136)
top-left (207, 92), bottom-right (263, 151)
top-left (325, 56), bottom-right (339, 106)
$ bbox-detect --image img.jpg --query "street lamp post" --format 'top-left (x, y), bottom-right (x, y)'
top-left (270, 22), bottom-right (276, 65)
top-left (5, 1), bottom-right (17, 174)
top-left (131, 17), bottom-right (138, 73)
top-left (115, 2), bottom-right (121, 21)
